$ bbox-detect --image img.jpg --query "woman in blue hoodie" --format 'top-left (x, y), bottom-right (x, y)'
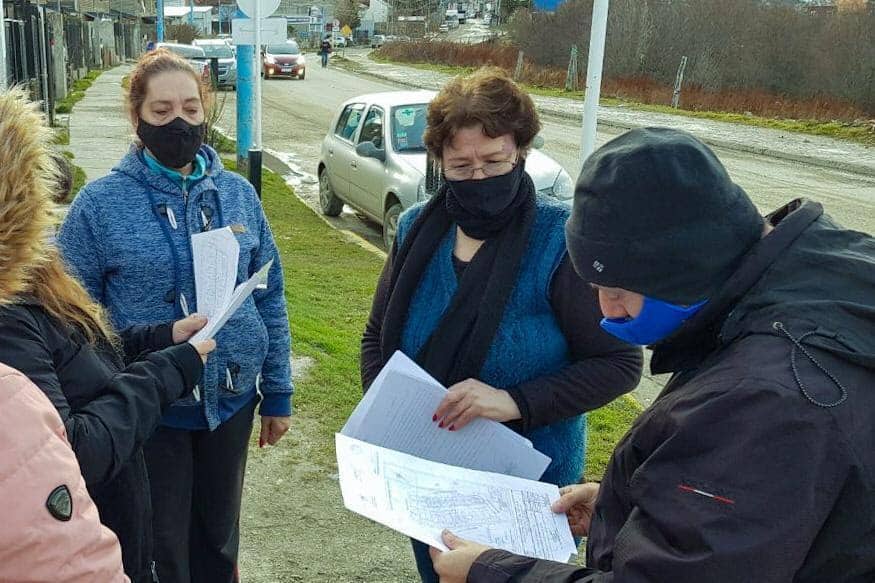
top-left (59, 49), bottom-right (294, 583)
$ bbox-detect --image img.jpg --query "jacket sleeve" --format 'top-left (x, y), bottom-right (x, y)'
top-left (361, 249), bottom-right (393, 392)
top-left (505, 258), bottom-right (643, 432)
top-left (250, 197), bottom-right (294, 417)
top-left (471, 381), bottom-right (846, 583)
top-left (57, 188), bottom-right (107, 304)
top-left (119, 322), bottom-right (175, 364)
top-left (0, 309), bottom-right (204, 487)
top-left (469, 550), bottom-right (602, 582)
top-left (0, 367), bottom-right (129, 583)
top-left (588, 380), bottom-right (843, 582)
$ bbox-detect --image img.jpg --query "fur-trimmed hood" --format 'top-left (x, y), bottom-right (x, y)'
top-left (0, 88), bottom-right (58, 305)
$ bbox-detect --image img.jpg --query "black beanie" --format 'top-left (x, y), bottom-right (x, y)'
top-left (565, 127), bottom-right (763, 305)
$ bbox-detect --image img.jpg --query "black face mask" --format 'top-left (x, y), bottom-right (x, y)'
top-left (137, 116), bottom-right (205, 169)
top-left (445, 160), bottom-right (527, 239)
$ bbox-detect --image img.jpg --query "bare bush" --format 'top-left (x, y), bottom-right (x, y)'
top-left (503, 0), bottom-right (875, 117)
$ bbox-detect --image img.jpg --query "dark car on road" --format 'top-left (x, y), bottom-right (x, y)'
top-left (263, 41), bottom-right (306, 80)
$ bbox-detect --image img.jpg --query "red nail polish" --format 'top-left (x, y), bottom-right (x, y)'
top-left (449, 425), bottom-right (455, 431)
top-left (439, 421), bottom-right (444, 428)
top-left (432, 415), bottom-right (437, 422)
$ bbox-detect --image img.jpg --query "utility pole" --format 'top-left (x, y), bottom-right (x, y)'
top-left (157, 0), bottom-right (165, 41)
top-left (578, 0), bottom-right (608, 171)
top-left (188, 0), bottom-right (194, 26)
top-left (155, 0), bottom-right (164, 40)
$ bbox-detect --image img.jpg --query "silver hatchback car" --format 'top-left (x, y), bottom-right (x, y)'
top-left (318, 91), bottom-right (574, 248)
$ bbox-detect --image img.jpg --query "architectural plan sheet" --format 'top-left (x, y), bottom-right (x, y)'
top-left (341, 351), bottom-right (551, 480)
top-left (191, 227), bottom-right (239, 320)
top-left (336, 433), bottom-right (577, 563)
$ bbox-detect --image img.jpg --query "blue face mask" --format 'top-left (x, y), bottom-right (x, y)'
top-left (600, 296), bottom-right (708, 346)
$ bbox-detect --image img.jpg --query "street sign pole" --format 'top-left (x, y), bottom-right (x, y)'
top-left (249, 0), bottom-right (263, 196)
top-left (156, 0), bottom-right (165, 41)
top-left (235, 7), bottom-right (254, 174)
top-left (578, 0), bottom-right (608, 171)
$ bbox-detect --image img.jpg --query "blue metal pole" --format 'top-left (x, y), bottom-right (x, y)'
top-left (188, 0), bottom-right (194, 25)
top-left (156, 0), bottom-right (165, 41)
top-left (236, 12), bottom-right (255, 173)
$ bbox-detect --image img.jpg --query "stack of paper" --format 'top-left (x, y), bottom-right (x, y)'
top-left (189, 228), bottom-right (273, 343)
top-left (336, 434), bottom-right (577, 562)
top-left (341, 351), bottom-right (551, 480)
top-left (338, 352), bottom-right (576, 563)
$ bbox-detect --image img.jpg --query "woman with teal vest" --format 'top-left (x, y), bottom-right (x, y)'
top-left (360, 67), bottom-right (642, 583)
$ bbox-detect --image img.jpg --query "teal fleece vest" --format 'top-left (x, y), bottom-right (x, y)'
top-left (397, 196), bottom-right (586, 487)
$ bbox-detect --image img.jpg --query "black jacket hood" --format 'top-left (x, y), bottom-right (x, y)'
top-left (652, 198), bottom-right (875, 375)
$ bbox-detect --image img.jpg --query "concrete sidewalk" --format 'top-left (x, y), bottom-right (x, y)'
top-left (67, 65), bottom-right (133, 182)
top-left (341, 51), bottom-right (875, 177)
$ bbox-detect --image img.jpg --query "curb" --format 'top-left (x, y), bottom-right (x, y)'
top-left (214, 128), bottom-right (389, 260)
top-left (336, 61), bottom-right (875, 179)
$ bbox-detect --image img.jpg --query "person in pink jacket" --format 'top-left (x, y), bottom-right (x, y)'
top-left (0, 363), bottom-right (129, 582)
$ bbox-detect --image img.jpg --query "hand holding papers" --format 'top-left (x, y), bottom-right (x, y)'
top-left (338, 352), bottom-right (575, 563)
top-left (341, 351), bottom-right (551, 479)
top-left (336, 434), bottom-right (577, 563)
top-left (189, 228), bottom-right (273, 344)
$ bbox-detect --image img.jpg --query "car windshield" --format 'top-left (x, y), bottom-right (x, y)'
top-left (199, 44), bottom-right (233, 59)
top-left (391, 104), bottom-right (428, 152)
top-left (267, 43), bottom-right (300, 55)
top-left (165, 44), bottom-right (205, 59)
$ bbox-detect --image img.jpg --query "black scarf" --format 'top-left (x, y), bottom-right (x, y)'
top-left (379, 174), bottom-right (536, 386)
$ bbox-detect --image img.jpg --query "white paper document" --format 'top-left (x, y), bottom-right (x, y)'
top-left (192, 228), bottom-right (239, 319)
top-left (341, 351), bottom-right (551, 480)
top-left (190, 259), bottom-right (273, 343)
top-left (336, 433), bottom-right (577, 563)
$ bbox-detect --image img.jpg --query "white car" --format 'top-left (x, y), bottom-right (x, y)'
top-left (318, 91), bottom-right (574, 248)
top-left (331, 34), bottom-right (347, 48)
top-left (155, 42), bottom-right (210, 83)
top-left (193, 38), bottom-right (237, 89)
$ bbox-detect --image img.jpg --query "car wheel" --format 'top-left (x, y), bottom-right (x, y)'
top-left (383, 201), bottom-right (402, 250)
top-left (299, 72), bottom-right (305, 80)
top-left (319, 169), bottom-right (344, 217)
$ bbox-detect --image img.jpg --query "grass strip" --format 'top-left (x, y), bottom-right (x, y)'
top-left (56, 69), bottom-right (104, 114)
top-left (236, 160), bottom-right (640, 477)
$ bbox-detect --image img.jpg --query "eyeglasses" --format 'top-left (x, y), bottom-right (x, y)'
top-left (443, 155), bottom-right (519, 181)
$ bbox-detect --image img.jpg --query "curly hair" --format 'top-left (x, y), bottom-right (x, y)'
top-left (424, 67), bottom-right (541, 158)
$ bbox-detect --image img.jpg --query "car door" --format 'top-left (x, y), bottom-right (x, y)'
top-left (324, 102), bottom-right (365, 202)
top-left (349, 105), bottom-right (387, 220)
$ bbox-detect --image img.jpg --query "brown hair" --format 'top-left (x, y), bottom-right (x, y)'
top-left (0, 88), bottom-right (118, 346)
top-left (424, 67), bottom-right (541, 158)
top-left (126, 48), bottom-right (211, 123)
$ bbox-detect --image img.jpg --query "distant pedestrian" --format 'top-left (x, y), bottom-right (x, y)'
top-left (320, 36), bottom-right (332, 68)
top-left (58, 48), bottom-right (293, 583)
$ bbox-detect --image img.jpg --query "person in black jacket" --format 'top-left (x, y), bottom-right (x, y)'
top-left (0, 87), bottom-right (215, 583)
top-left (429, 127), bottom-right (875, 582)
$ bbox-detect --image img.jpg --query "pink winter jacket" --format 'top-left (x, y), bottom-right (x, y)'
top-left (0, 363), bottom-right (129, 583)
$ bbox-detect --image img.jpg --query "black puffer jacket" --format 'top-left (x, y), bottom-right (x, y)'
top-left (470, 199), bottom-right (875, 582)
top-left (0, 300), bottom-right (203, 583)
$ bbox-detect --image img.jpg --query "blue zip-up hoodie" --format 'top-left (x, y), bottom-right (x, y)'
top-left (59, 144), bottom-right (293, 430)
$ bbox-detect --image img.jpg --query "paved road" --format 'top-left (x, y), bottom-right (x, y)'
top-left (216, 60), bottom-right (875, 405)
top-left (217, 58), bottom-right (875, 251)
